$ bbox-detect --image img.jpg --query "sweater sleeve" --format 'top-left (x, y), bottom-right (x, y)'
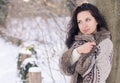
top-left (60, 47), bottom-right (75, 75)
top-left (96, 38), bottom-right (113, 83)
top-left (71, 48), bottom-right (81, 64)
top-left (60, 41), bottom-right (81, 75)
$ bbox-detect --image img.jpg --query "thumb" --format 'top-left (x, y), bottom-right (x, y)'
top-left (90, 42), bottom-right (96, 46)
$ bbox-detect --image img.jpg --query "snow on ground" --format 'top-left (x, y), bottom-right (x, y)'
top-left (0, 38), bottom-right (20, 83)
top-left (0, 16), bottom-right (71, 83)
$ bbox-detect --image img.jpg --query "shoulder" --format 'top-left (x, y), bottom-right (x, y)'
top-left (98, 38), bottom-right (113, 50)
top-left (96, 38), bottom-right (113, 64)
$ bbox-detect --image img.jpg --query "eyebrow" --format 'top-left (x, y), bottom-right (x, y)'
top-left (77, 17), bottom-right (92, 21)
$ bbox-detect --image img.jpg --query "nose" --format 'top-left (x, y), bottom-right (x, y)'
top-left (81, 22), bottom-right (87, 28)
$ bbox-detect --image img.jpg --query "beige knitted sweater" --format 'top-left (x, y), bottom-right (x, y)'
top-left (83, 38), bottom-right (113, 83)
top-left (60, 30), bottom-right (113, 83)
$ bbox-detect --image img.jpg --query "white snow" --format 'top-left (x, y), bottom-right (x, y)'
top-left (21, 57), bottom-right (38, 70)
top-left (19, 48), bottom-right (32, 55)
top-left (0, 16), bottom-right (71, 83)
top-left (29, 67), bottom-right (41, 72)
top-left (0, 38), bottom-right (20, 83)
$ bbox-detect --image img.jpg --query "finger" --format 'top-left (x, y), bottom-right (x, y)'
top-left (90, 45), bottom-right (93, 48)
top-left (90, 42), bottom-right (96, 45)
top-left (89, 46), bottom-right (93, 50)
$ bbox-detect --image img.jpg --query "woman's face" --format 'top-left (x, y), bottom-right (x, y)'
top-left (77, 11), bottom-right (98, 34)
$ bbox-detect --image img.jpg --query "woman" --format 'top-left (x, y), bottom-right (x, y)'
top-left (60, 3), bottom-right (113, 83)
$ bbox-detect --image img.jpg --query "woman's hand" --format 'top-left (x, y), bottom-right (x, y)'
top-left (76, 42), bottom-right (96, 54)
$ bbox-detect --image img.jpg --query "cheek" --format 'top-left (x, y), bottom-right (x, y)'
top-left (78, 25), bottom-right (83, 31)
top-left (92, 24), bottom-right (97, 32)
top-left (78, 24), bottom-right (81, 29)
top-left (90, 21), bottom-right (98, 28)
top-left (89, 22), bottom-right (97, 31)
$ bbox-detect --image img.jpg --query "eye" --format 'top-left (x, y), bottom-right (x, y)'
top-left (77, 20), bottom-right (82, 24)
top-left (86, 18), bottom-right (91, 22)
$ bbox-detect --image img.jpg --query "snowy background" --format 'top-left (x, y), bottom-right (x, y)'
top-left (0, 0), bottom-right (74, 82)
top-left (0, 16), bottom-right (71, 83)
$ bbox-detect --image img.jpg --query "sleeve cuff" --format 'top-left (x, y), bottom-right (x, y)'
top-left (71, 48), bottom-right (81, 64)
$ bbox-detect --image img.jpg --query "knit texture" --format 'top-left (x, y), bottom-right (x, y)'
top-left (60, 29), bottom-right (113, 83)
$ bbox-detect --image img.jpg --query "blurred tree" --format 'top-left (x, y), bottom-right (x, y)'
top-left (66, 0), bottom-right (90, 13)
top-left (0, 0), bottom-right (9, 26)
top-left (66, 0), bottom-right (75, 12)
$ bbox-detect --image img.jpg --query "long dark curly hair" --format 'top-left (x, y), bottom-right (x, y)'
top-left (66, 3), bottom-right (109, 48)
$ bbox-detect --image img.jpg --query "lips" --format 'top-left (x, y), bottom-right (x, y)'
top-left (83, 29), bottom-right (90, 33)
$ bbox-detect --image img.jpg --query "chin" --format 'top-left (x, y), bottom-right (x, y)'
top-left (83, 33), bottom-right (92, 35)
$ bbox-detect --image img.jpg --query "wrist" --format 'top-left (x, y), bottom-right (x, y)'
top-left (71, 49), bottom-right (81, 64)
top-left (76, 47), bottom-right (82, 54)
